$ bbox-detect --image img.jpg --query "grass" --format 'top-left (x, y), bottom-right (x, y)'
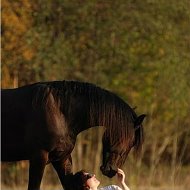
top-left (0, 185), bottom-right (187, 190)
top-left (1, 164), bottom-right (190, 190)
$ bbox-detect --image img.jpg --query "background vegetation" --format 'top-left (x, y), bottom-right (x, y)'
top-left (1, 0), bottom-right (190, 189)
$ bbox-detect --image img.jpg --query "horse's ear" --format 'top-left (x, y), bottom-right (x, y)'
top-left (135, 114), bottom-right (146, 129)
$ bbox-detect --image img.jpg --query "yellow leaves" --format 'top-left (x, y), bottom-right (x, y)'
top-left (1, 64), bottom-right (13, 88)
top-left (2, 0), bottom-right (35, 60)
top-left (159, 48), bottom-right (165, 56)
top-left (130, 90), bottom-right (140, 100)
top-left (2, 0), bottom-right (30, 34)
top-left (1, 0), bottom-right (36, 87)
top-left (23, 48), bottom-right (34, 61)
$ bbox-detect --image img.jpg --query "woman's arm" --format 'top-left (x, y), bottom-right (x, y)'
top-left (116, 168), bottom-right (130, 190)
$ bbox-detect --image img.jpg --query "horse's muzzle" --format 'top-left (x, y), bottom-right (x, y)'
top-left (100, 165), bottom-right (117, 178)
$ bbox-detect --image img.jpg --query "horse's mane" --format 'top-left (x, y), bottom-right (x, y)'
top-left (33, 80), bottom-right (143, 154)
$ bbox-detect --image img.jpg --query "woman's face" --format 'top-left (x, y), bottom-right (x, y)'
top-left (85, 173), bottom-right (100, 188)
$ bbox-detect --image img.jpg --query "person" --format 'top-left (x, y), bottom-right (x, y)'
top-left (64, 168), bottom-right (130, 190)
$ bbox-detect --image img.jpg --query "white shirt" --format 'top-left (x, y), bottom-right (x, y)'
top-left (99, 185), bottom-right (122, 190)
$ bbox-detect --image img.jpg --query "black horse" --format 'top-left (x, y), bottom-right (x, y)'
top-left (1, 80), bottom-right (146, 190)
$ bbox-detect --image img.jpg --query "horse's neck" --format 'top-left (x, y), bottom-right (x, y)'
top-left (73, 116), bottom-right (100, 135)
top-left (75, 123), bottom-right (98, 135)
top-left (69, 94), bottom-right (103, 135)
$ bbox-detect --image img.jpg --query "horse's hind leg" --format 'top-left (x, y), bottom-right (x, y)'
top-left (28, 150), bottom-right (48, 190)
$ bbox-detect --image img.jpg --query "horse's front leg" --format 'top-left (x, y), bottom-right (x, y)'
top-left (52, 155), bottom-right (73, 189)
top-left (28, 150), bottom-right (48, 190)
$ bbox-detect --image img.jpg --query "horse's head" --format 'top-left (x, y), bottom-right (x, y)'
top-left (100, 114), bottom-right (146, 178)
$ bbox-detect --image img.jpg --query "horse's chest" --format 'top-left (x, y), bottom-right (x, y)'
top-left (48, 137), bottom-right (75, 162)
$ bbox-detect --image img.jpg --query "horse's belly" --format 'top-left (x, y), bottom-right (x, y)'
top-left (1, 143), bottom-right (29, 161)
top-left (1, 116), bottom-right (29, 161)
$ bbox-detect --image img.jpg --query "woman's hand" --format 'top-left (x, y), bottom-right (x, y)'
top-left (117, 168), bottom-right (126, 184)
top-left (116, 168), bottom-right (130, 190)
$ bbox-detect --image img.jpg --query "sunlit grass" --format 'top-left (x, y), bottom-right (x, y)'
top-left (0, 185), bottom-right (187, 190)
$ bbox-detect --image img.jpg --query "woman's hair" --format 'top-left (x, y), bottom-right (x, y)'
top-left (64, 170), bottom-right (91, 190)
